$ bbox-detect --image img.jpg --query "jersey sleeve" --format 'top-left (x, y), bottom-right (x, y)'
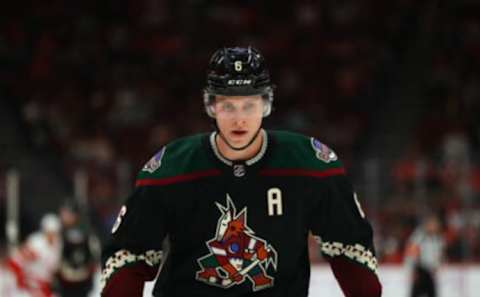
top-left (309, 159), bottom-right (381, 296)
top-left (100, 177), bottom-right (168, 296)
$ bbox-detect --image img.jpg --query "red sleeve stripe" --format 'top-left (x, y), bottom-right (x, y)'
top-left (135, 169), bottom-right (222, 187)
top-left (259, 167), bottom-right (345, 178)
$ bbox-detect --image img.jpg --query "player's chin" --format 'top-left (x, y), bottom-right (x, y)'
top-left (228, 131), bottom-right (251, 146)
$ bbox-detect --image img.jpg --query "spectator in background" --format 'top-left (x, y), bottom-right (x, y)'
top-left (404, 214), bottom-right (445, 297)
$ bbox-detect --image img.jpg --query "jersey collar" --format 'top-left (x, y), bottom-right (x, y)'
top-left (209, 129), bottom-right (268, 167)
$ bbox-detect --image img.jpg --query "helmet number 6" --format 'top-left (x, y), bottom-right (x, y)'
top-left (234, 61), bottom-right (242, 72)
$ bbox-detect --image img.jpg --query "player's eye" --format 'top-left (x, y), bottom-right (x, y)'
top-left (221, 103), bottom-right (236, 113)
top-left (244, 101), bottom-right (262, 115)
top-left (243, 103), bottom-right (255, 111)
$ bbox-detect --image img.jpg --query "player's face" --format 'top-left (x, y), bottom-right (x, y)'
top-left (214, 95), bottom-right (264, 147)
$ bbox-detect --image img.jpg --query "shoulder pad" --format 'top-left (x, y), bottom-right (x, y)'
top-left (269, 130), bottom-right (343, 171)
top-left (136, 133), bottom-right (212, 180)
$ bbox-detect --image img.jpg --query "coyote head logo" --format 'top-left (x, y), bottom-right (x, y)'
top-left (196, 194), bottom-right (278, 292)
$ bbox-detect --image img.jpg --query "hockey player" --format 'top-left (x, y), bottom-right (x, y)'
top-left (5, 213), bottom-right (62, 297)
top-left (57, 200), bottom-right (98, 297)
top-left (101, 46), bottom-right (382, 297)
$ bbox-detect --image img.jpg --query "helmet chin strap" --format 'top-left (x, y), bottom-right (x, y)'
top-left (216, 125), bottom-right (263, 152)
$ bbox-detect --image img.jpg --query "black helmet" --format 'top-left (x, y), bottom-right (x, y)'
top-left (203, 46), bottom-right (274, 118)
top-left (60, 198), bottom-right (81, 213)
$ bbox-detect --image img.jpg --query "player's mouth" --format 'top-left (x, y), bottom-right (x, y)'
top-left (231, 130), bottom-right (248, 137)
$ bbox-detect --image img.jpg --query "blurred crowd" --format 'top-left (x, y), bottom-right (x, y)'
top-left (1, 0), bottom-right (479, 270)
top-left (372, 0), bottom-right (480, 264)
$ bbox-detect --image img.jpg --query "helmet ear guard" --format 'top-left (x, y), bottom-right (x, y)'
top-left (203, 92), bottom-right (216, 118)
top-left (261, 87), bottom-right (274, 117)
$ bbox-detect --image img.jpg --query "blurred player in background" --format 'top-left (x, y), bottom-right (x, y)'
top-left (4, 213), bottom-right (62, 297)
top-left (57, 200), bottom-right (98, 297)
top-left (405, 214), bottom-right (445, 297)
top-left (100, 46), bottom-right (381, 297)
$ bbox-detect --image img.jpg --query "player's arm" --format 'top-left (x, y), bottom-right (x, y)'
top-left (100, 182), bottom-right (168, 296)
top-left (310, 165), bottom-right (382, 297)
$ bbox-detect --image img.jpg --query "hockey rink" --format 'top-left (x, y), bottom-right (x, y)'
top-left (88, 265), bottom-right (480, 297)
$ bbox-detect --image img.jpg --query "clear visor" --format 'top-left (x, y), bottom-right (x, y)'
top-left (203, 90), bottom-right (273, 118)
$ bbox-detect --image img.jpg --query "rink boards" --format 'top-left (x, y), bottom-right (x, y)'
top-left (2, 264), bottom-right (476, 297)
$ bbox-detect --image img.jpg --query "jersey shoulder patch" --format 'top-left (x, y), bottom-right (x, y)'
top-left (142, 146), bottom-right (166, 173)
top-left (268, 130), bottom-right (342, 171)
top-left (310, 138), bottom-right (338, 163)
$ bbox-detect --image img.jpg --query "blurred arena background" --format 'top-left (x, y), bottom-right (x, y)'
top-left (0, 0), bottom-right (479, 296)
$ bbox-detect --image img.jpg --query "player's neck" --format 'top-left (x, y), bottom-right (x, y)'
top-left (216, 129), bottom-right (264, 162)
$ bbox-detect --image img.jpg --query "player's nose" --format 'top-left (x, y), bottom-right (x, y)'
top-left (232, 117), bottom-right (247, 127)
top-left (231, 112), bottom-right (247, 124)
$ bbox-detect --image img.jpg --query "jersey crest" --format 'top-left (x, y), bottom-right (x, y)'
top-left (142, 147), bottom-right (166, 173)
top-left (196, 195), bottom-right (278, 292)
top-left (311, 138), bottom-right (338, 163)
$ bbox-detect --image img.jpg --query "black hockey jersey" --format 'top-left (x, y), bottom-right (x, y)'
top-left (101, 130), bottom-right (381, 297)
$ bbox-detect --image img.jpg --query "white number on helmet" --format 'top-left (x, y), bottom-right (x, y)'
top-left (234, 61), bottom-right (242, 72)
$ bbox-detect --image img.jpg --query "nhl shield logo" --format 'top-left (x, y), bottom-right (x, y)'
top-left (233, 164), bottom-right (246, 177)
top-left (311, 138), bottom-right (338, 163)
top-left (196, 195), bottom-right (278, 292)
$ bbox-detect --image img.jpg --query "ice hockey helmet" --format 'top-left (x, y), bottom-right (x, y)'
top-left (203, 46), bottom-right (274, 118)
top-left (41, 213), bottom-right (61, 233)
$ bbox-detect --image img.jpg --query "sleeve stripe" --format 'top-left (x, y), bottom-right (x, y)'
top-left (136, 169), bottom-right (222, 187)
top-left (100, 249), bottom-right (163, 292)
top-left (319, 240), bottom-right (378, 273)
top-left (259, 167), bottom-right (345, 178)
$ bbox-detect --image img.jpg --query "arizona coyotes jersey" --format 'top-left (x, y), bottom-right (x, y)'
top-left (101, 130), bottom-right (380, 297)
